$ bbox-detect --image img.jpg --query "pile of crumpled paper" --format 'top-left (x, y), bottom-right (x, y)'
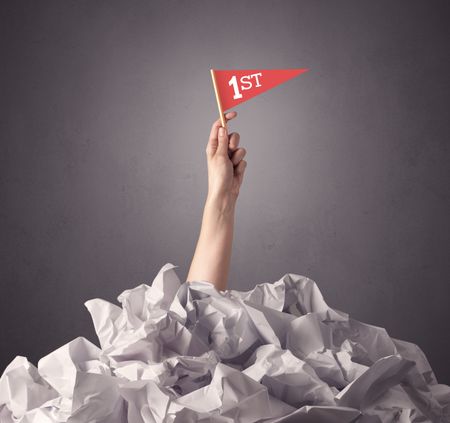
top-left (1, 263), bottom-right (449, 422)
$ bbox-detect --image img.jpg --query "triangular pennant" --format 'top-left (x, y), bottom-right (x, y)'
top-left (211, 68), bottom-right (309, 112)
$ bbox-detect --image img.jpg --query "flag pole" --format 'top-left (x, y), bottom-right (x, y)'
top-left (210, 69), bottom-right (227, 129)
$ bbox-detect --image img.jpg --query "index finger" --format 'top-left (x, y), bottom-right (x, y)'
top-left (208, 111), bottom-right (237, 142)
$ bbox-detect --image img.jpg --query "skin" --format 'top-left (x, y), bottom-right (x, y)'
top-left (186, 111), bottom-right (247, 291)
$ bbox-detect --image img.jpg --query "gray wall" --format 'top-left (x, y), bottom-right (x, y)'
top-left (1, 0), bottom-right (449, 383)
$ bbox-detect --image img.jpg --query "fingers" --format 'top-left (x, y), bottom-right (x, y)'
top-left (226, 132), bottom-right (240, 159)
top-left (230, 147), bottom-right (246, 166)
top-left (208, 111), bottom-right (237, 144)
top-left (235, 159), bottom-right (247, 174)
top-left (209, 112), bottom-right (236, 142)
top-left (228, 132), bottom-right (240, 151)
top-left (206, 111), bottom-right (237, 157)
top-left (234, 159), bottom-right (247, 186)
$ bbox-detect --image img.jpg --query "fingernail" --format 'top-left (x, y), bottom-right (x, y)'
top-left (219, 127), bottom-right (225, 137)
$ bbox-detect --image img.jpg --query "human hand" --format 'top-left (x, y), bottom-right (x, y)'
top-left (205, 111), bottom-right (247, 205)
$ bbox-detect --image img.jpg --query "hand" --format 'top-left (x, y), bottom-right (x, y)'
top-left (205, 111), bottom-right (247, 204)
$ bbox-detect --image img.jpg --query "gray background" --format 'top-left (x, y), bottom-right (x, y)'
top-left (1, 0), bottom-right (449, 383)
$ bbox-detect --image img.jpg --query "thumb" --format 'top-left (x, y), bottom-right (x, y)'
top-left (217, 126), bottom-right (229, 156)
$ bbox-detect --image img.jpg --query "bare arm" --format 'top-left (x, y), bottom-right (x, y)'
top-left (186, 111), bottom-right (247, 291)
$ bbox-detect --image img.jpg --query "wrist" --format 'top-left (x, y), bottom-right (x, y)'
top-left (205, 192), bottom-right (237, 216)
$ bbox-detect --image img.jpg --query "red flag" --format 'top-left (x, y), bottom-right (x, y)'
top-left (211, 68), bottom-right (309, 113)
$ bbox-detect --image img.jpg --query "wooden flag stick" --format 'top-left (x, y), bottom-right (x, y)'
top-left (210, 69), bottom-right (227, 129)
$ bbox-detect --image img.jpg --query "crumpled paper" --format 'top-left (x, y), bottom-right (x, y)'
top-left (1, 263), bottom-right (449, 422)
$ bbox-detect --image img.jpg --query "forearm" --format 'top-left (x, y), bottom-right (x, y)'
top-left (187, 111), bottom-right (246, 291)
top-left (186, 194), bottom-right (236, 291)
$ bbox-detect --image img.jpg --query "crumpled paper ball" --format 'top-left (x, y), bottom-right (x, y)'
top-left (1, 263), bottom-right (449, 422)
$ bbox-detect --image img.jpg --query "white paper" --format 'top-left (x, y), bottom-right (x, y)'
top-left (1, 262), bottom-right (449, 422)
